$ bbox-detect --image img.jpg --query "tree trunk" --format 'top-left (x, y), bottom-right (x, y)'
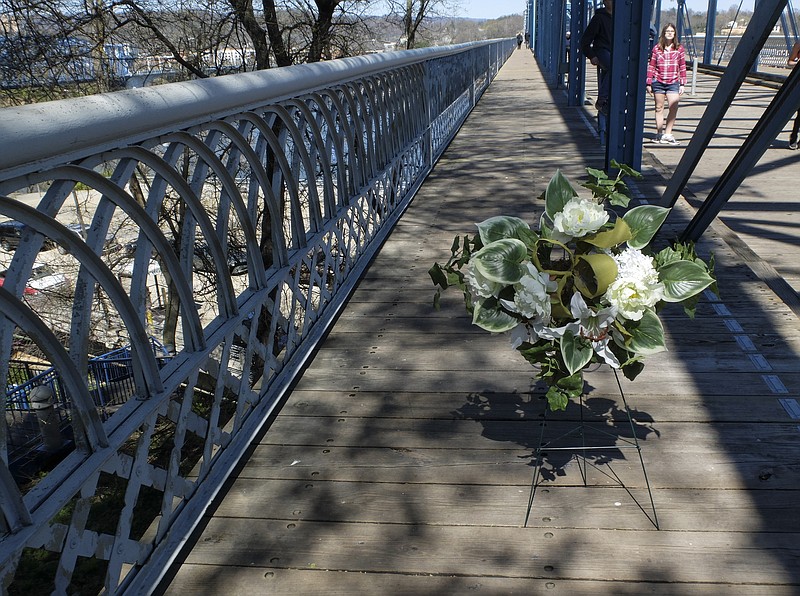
top-left (229, 0), bottom-right (272, 70)
top-left (263, 0), bottom-right (292, 67)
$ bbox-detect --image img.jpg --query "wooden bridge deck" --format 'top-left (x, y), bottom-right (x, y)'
top-left (160, 49), bottom-right (800, 594)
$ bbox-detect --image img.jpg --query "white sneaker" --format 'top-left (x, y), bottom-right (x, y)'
top-left (661, 134), bottom-right (680, 146)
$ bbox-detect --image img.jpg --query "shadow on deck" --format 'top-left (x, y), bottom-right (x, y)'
top-left (159, 49), bottom-right (800, 595)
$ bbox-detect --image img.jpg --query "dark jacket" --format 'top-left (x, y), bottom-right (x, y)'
top-left (580, 9), bottom-right (613, 60)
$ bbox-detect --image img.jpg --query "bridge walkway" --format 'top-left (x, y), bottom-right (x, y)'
top-left (161, 48), bottom-right (800, 594)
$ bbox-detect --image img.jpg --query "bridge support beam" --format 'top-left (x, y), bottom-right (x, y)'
top-left (606, 0), bottom-right (655, 171)
top-left (660, 0), bottom-right (788, 225)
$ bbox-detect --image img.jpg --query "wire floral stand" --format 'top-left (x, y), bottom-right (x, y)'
top-left (524, 369), bottom-right (659, 530)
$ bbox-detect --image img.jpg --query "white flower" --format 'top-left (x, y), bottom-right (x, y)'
top-left (604, 248), bottom-right (665, 321)
top-left (613, 247), bottom-right (661, 285)
top-left (552, 196), bottom-right (609, 239)
top-left (464, 261), bottom-right (502, 300)
top-left (509, 320), bottom-right (548, 349)
top-left (501, 263), bottom-right (557, 321)
top-left (539, 293), bottom-right (620, 368)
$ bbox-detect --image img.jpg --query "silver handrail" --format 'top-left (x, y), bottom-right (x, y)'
top-left (0, 39), bottom-right (515, 593)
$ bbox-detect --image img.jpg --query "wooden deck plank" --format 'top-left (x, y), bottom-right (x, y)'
top-left (210, 478), bottom-right (800, 532)
top-left (167, 566), bottom-right (800, 595)
top-left (163, 49), bottom-right (800, 595)
top-left (178, 518), bottom-right (800, 585)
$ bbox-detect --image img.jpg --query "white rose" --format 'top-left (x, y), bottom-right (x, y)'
top-left (501, 263), bottom-right (557, 321)
top-left (552, 197), bottom-right (609, 239)
top-left (464, 262), bottom-right (502, 299)
top-left (605, 277), bottom-right (664, 321)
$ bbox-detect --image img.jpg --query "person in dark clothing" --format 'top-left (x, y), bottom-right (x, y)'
top-left (517, 33), bottom-right (523, 49)
top-left (787, 42), bottom-right (800, 150)
top-left (580, 0), bottom-right (613, 114)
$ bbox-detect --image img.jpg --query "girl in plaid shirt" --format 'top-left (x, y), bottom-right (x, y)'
top-left (646, 24), bottom-right (687, 145)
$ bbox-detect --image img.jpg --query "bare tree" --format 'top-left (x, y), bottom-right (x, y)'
top-left (384, 0), bottom-right (455, 49)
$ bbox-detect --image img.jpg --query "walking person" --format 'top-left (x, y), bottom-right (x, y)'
top-left (517, 32), bottom-right (523, 50)
top-left (787, 41), bottom-right (800, 150)
top-left (580, 0), bottom-right (613, 115)
top-left (646, 23), bottom-right (687, 145)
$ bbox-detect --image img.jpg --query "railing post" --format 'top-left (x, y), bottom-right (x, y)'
top-left (29, 385), bottom-right (65, 453)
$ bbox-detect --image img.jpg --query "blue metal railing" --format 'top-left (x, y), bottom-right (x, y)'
top-left (5, 338), bottom-right (171, 459)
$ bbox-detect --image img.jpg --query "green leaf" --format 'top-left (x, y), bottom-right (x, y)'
top-left (546, 387), bottom-right (570, 411)
top-left (556, 370), bottom-right (585, 394)
top-left (610, 160), bottom-right (643, 179)
top-left (607, 191), bottom-right (631, 208)
top-left (623, 205), bottom-right (671, 249)
top-left (472, 297), bottom-right (519, 332)
top-left (518, 341), bottom-right (553, 366)
top-left (476, 216), bottom-right (531, 245)
top-left (472, 238), bottom-right (528, 284)
top-left (585, 167), bottom-right (608, 183)
top-left (622, 308), bottom-right (667, 355)
top-left (573, 253), bottom-right (618, 298)
top-left (428, 263), bottom-right (448, 289)
top-left (659, 260), bottom-right (716, 302)
top-left (545, 170), bottom-right (578, 219)
top-left (582, 217), bottom-right (632, 249)
top-left (561, 330), bottom-right (594, 375)
top-left (546, 370), bottom-right (585, 410)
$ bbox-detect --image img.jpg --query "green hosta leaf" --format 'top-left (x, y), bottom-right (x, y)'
top-left (582, 217), bottom-right (632, 249)
top-left (659, 259), bottom-right (716, 302)
top-left (560, 330), bottom-right (593, 375)
top-left (472, 238), bottom-right (528, 284)
top-left (545, 170), bottom-right (578, 219)
top-left (623, 205), bottom-right (671, 249)
top-left (476, 216), bottom-right (531, 245)
top-left (472, 297), bottom-right (518, 332)
top-left (573, 253), bottom-right (618, 298)
top-left (516, 226), bottom-right (540, 250)
top-left (622, 308), bottom-right (666, 355)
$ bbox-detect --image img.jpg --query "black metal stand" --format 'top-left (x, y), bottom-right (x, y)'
top-left (524, 369), bottom-right (659, 530)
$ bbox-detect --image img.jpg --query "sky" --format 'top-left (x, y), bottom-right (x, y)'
top-left (456, 0), bottom-right (524, 19)
top-left (454, 1), bottom-right (759, 20)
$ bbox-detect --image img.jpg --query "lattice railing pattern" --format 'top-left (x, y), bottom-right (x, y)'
top-left (0, 39), bottom-right (514, 593)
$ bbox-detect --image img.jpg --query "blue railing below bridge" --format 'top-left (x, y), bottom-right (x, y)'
top-left (0, 38), bottom-right (516, 593)
top-left (5, 338), bottom-right (171, 462)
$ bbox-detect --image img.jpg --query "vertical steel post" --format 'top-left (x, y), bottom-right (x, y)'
top-left (569, 0), bottom-right (588, 106)
top-left (705, 0), bottom-right (719, 63)
top-left (606, 0), bottom-right (655, 171)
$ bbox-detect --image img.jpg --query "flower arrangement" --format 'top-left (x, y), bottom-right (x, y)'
top-left (429, 163), bottom-right (717, 411)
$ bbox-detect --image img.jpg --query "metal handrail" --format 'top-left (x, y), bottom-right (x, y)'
top-left (0, 38), bottom-right (515, 592)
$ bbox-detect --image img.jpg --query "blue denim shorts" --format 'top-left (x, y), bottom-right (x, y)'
top-left (651, 80), bottom-right (681, 94)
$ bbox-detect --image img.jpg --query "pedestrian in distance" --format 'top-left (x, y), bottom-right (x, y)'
top-left (517, 32), bottom-right (523, 49)
top-left (580, 0), bottom-right (613, 115)
top-left (787, 41), bottom-right (800, 150)
top-left (646, 23), bottom-right (687, 146)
